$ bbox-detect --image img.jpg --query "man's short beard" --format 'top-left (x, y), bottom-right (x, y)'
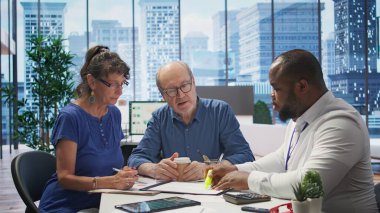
top-left (278, 91), bottom-right (298, 122)
top-left (279, 106), bottom-right (296, 122)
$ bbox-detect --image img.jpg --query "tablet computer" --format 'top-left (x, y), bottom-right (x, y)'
top-left (114, 197), bottom-right (201, 213)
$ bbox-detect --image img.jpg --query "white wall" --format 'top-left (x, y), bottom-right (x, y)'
top-left (237, 116), bottom-right (286, 158)
top-left (371, 138), bottom-right (380, 160)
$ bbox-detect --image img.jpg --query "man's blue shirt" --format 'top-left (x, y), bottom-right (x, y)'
top-left (128, 98), bottom-right (254, 167)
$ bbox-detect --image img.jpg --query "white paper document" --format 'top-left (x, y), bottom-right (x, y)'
top-left (143, 181), bottom-right (225, 195)
top-left (89, 176), bottom-right (163, 195)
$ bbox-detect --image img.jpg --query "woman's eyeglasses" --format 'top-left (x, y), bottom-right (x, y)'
top-left (97, 78), bottom-right (129, 90)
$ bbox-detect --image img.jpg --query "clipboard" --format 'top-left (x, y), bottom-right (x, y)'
top-left (140, 181), bottom-right (229, 195)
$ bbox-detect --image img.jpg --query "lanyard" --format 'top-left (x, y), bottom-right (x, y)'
top-left (285, 123), bottom-right (308, 171)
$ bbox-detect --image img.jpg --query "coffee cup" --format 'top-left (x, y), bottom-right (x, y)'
top-left (173, 157), bottom-right (191, 181)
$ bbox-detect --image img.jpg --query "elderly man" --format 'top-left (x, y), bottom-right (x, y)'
top-left (128, 61), bottom-right (254, 181)
top-left (210, 49), bottom-right (378, 212)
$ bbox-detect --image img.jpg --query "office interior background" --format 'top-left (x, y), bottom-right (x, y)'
top-left (1, 0), bottom-right (380, 152)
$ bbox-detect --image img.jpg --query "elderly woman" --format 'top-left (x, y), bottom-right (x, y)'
top-left (39, 45), bottom-right (137, 212)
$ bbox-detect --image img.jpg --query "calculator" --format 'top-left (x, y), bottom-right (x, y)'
top-left (223, 192), bottom-right (271, 205)
top-left (115, 197), bottom-right (201, 212)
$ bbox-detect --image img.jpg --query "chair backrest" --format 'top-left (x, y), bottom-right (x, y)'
top-left (11, 151), bottom-right (56, 213)
top-left (375, 183), bottom-right (380, 211)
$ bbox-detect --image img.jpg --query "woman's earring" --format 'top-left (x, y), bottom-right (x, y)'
top-left (88, 91), bottom-right (95, 104)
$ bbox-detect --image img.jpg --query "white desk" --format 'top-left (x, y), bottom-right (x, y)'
top-left (121, 136), bottom-right (143, 146)
top-left (99, 191), bottom-right (290, 213)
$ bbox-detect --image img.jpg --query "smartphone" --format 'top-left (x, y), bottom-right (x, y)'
top-left (114, 197), bottom-right (201, 213)
top-left (223, 192), bottom-right (271, 205)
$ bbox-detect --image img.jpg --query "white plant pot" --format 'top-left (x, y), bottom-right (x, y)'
top-left (291, 200), bottom-right (309, 213)
top-left (307, 197), bottom-right (323, 213)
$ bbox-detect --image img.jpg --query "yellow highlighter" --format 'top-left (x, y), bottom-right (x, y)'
top-left (204, 169), bottom-right (213, 190)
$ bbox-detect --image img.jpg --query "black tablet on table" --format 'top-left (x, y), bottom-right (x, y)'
top-left (114, 196), bottom-right (201, 213)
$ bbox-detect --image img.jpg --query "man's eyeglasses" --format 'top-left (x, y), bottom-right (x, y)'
top-left (97, 78), bottom-right (129, 90)
top-left (161, 81), bottom-right (192, 97)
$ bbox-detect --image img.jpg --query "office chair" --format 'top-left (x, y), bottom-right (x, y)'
top-left (375, 183), bottom-right (380, 211)
top-left (11, 151), bottom-right (56, 213)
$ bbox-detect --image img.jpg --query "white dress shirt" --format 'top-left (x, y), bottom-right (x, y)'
top-left (237, 91), bottom-right (378, 213)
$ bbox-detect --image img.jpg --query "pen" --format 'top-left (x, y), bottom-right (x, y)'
top-left (113, 168), bottom-right (147, 184)
top-left (217, 153), bottom-right (224, 163)
top-left (113, 167), bottom-right (137, 172)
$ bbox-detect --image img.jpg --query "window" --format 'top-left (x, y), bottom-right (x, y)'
top-left (2, 0), bottom-right (380, 151)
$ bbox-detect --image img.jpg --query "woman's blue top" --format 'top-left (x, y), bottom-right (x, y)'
top-left (39, 103), bottom-right (124, 213)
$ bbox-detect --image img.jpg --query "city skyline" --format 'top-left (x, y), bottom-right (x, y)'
top-left (2, 0), bottom-right (380, 140)
top-left (12, 1), bottom-right (377, 101)
top-left (7, 0), bottom-right (334, 82)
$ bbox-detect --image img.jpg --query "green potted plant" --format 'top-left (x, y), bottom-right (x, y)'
top-left (292, 181), bottom-right (309, 212)
top-left (3, 35), bottom-right (75, 153)
top-left (26, 35), bottom-right (75, 152)
top-left (292, 170), bottom-right (324, 213)
top-left (303, 170), bottom-right (324, 213)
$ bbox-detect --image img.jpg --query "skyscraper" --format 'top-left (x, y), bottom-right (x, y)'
top-left (332, 0), bottom-right (379, 114)
top-left (68, 32), bottom-right (86, 87)
top-left (118, 43), bottom-right (144, 101)
top-left (21, 1), bottom-right (66, 112)
top-left (237, 2), bottom-right (321, 83)
top-left (322, 32), bottom-right (335, 88)
top-left (91, 20), bottom-right (137, 52)
top-left (212, 10), bottom-right (240, 82)
top-left (139, 0), bottom-right (180, 100)
top-left (182, 31), bottom-right (208, 63)
top-left (90, 20), bottom-right (143, 101)
top-left (182, 32), bottom-right (234, 86)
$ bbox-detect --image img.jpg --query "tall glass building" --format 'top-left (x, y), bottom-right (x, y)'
top-left (90, 20), bottom-right (142, 101)
top-left (20, 2), bottom-right (66, 112)
top-left (139, 0), bottom-right (180, 100)
top-left (331, 0), bottom-right (380, 118)
top-left (237, 2), bottom-right (320, 83)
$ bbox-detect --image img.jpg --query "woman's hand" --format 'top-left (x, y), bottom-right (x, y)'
top-left (113, 166), bottom-right (138, 190)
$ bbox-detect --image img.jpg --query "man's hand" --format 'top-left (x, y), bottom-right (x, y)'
top-left (213, 171), bottom-right (249, 190)
top-left (153, 152), bottom-right (179, 180)
top-left (207, 163), bottom-right (237, 186)
top-left (181, 161), bottom-right (205, 181)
